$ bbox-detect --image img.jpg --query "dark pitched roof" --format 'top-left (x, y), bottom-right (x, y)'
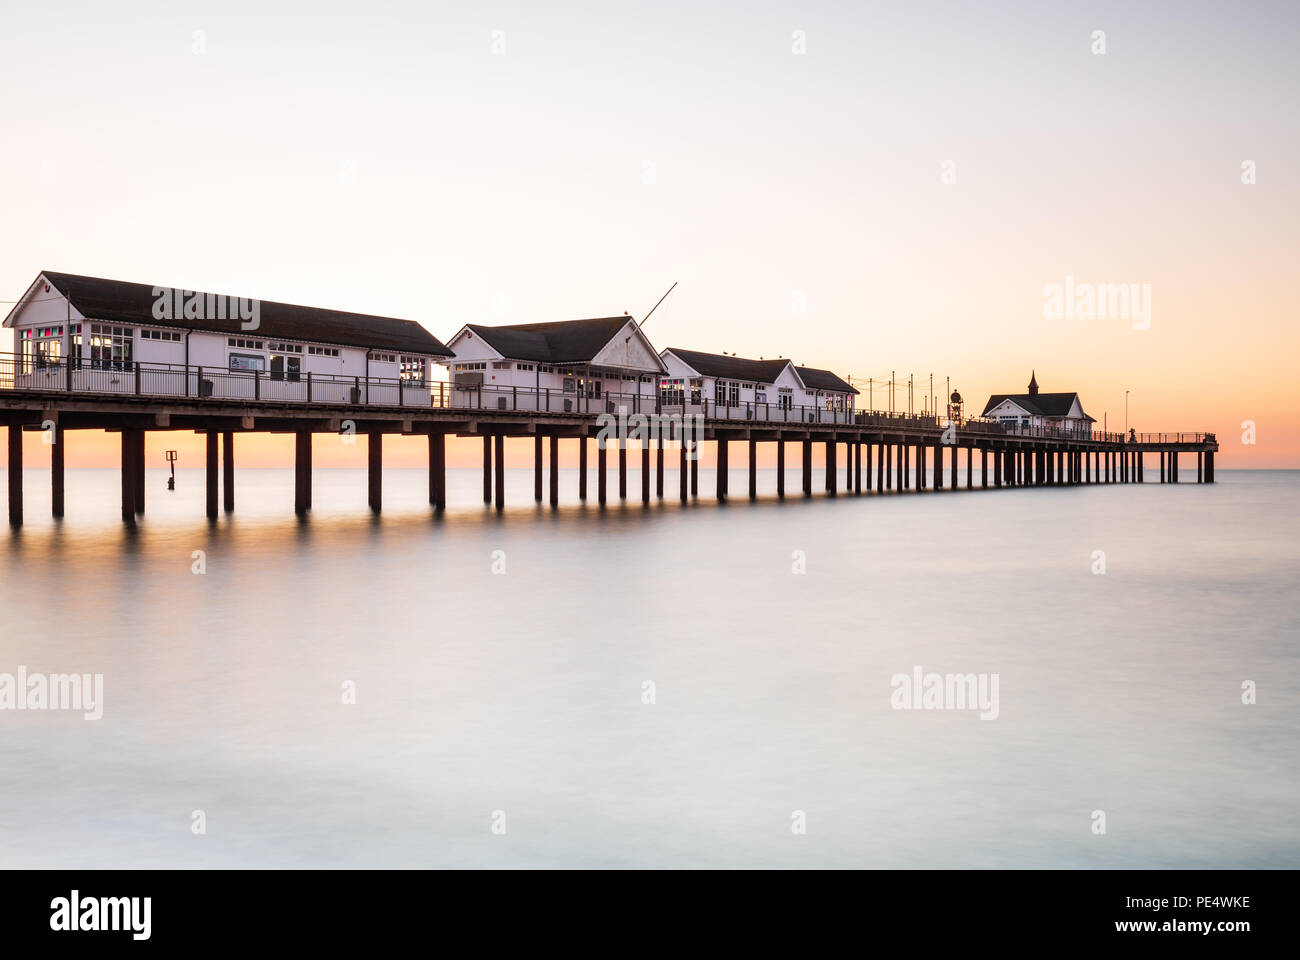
top-left (982, 392), bottom-right (1095, 421)
top-left (796, 366), bottom-right (858, 394)
top-left (34, 271), bottom-right (452, 356)
top-left (664, 347), bottom-right (792, 383)
top-left (464, 317), bottom-right (636, 364)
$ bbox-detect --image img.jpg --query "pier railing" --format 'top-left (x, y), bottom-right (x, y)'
top-left (0, 353), bottom-right (1211, 444)
top-left (2, 353), bottom-right (435, 408)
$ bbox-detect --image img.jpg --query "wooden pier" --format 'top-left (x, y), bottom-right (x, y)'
top-left (1, 382), bottom-right (1218, 525)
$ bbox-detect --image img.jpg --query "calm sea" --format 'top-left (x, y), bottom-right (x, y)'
top-left (1, 466), bottom-right (1296, 868)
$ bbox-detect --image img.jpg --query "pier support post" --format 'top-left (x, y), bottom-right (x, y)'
top-left (1206, 450), bottom-right (1215, 483)
top-left (845, 440), bottom-right (852, 492)
top-left (876, 441), bottom-right (883, 491)
top-left (534, 436), bottom-right (543, 502)
top-left (748, 439), bottom-right (757, 500)
top-left (965, 445), bottom-right (972, 490)
top-left (980, 448), bottom-right (988, 488)
top-left (598, 441), bottom-right (607, 505)
top-left (865, 440), bottom-right (873, 492)
top-left (886, 442), bottom-right (894, 490)
top-left (1197, 451), bottom-right (1203, 483)
top-left (826, 440), bottom-right (836, 495)
top-left (222, 431), bottom-right (235, 512)
top-left (680, 438), bottom-right (688, 502)
top-left (950, 443), bottom-right (958, 489)
top-left (690, 441), bottom-right (698, 497)
top-left (429, 432), bottom-right (445, 510)
top-left (51, 424), bottom-right (65, 519)
top-left (579, 438), bottom-right (588, 501)
top-left (802, 440), bottom-right (812, 496)
top-left (294, 431), bottom-right (312, 515)
top-left (205, 431), bottom-right (219, 519)
top-left (656, 439), bottom-right (664, 499)
top-left (494, 435), bottom-right (505, 508)
top-left (368, 433), bottom-right (383, 513)
top-left (618, 441), bottom-right (627, 500)
top-left (119, 431), bottom-right (134, 522)
top-left (934, 441), bottom-right (943, 490)
top-left (483, 436), bottom-right (492, 503)
top-left (133, 430), bottom-right (146, 514)
top-left (1137, 452), bottom-right (1143, 483)
top-left (8, 425), bottom-right (23, 526)
top-left (550, 435), bottom-right (559, 506)
top-left (854, 440), bottom-right (861, 494)
top-left (994, 448), bottom-right (1002, 487)
top-left (777, 441), bottom-right (785, 498)
top-left (642, 438), bottom-right (650, 505)
top-left (903, 443), bottom-right (910, 490)
top-left (1171, 451), bottom-right (1179, 483)
top-left (716, 438), bottom-right (728, 500)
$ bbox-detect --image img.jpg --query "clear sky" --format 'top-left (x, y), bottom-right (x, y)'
top-left (2, 0), bottom-right (1296, 467)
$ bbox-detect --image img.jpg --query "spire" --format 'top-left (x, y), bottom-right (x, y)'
top-left (1028, 370), bottom-right (1039, 396)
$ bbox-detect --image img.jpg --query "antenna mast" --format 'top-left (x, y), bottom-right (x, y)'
top-left (639, 282), bottom-right (677, 327)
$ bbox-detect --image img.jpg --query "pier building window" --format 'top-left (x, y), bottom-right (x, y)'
top-left (659, 378), bottom-right (684, 405)
top-left (401, 356), bottom-right (427, 386)
top-left (690, 379), bottom-right (702, 405)
top-left (140, 328), bottom-right (182, 342)
top-left (778, 388), bottom-right (792, 410)
top-left (19, 326), bottom-right (64, 370)
top-left (372, 353), bottom-right (396, 364)
top-left (70, 324), bottom-right (83, 370)
top-left (308, 346), bottom-right (340, 357)
top-left (90, 324), bottom-right (133, 371)
top-left (228, 337), bottom-right (263, 350)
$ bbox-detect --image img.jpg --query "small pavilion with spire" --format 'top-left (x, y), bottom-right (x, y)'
top-left (981, 371), bottom-right (1096, 436)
